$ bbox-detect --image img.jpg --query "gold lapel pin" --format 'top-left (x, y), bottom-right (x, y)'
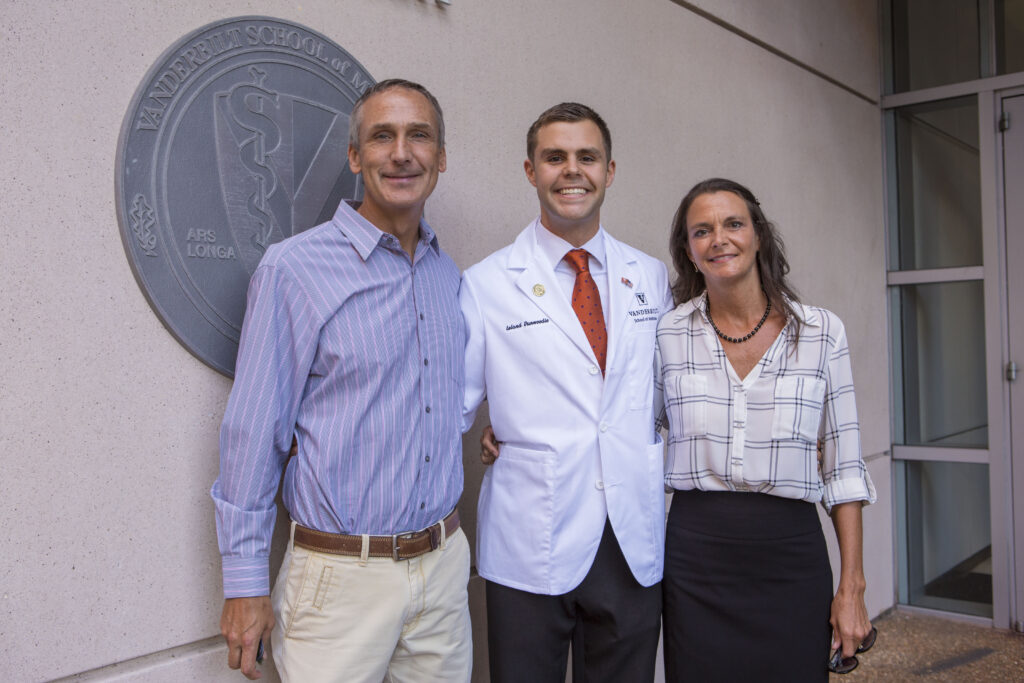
top-left (532, 284), bottom-right (546, 297)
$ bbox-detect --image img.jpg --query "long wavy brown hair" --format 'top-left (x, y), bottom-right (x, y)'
top-left (669, 178), bottom-right (801, 337)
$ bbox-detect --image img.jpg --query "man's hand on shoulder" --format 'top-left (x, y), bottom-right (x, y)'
top-left (481, 425), bottom-right (501, 465)
top-left (220, 595), bottom-right (274, 680)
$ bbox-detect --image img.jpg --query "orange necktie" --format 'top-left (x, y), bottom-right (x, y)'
top-left (564, 248), bottom-right (607, 374)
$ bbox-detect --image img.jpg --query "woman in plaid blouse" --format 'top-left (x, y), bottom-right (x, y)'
top-left (656, 178), bottom-right (876, 681)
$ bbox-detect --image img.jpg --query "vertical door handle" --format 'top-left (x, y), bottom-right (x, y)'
top-left (1008, 361), bottom-right (1019, 382)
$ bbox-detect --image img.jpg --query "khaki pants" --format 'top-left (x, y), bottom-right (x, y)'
top-left (270, 521), bottom-right (472, 683)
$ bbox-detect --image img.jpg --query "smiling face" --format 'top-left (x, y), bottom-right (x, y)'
top-left (347, 87), bottom-right (446, 231)
top-left (524, 120), bottom-right (615, 245)
top-left (685, 191), bottom-right (761, 289)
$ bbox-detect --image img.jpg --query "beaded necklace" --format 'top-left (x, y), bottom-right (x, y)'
top-left (707, 295), bottom-right (771, 344)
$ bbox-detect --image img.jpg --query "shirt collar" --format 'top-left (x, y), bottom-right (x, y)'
top-left (533, 218), bottom-right (607, 272)
top-left (332, 199), bottom-right (440, 261)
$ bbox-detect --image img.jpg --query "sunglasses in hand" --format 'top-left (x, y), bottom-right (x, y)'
top-left (828, 626), bottom-right (877, 674)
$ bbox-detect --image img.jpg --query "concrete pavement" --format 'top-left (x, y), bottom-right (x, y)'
top-left (834, 610), bottom-right (1024, 681)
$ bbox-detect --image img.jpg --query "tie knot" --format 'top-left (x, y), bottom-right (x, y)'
top-left (565, 249), bottom-right (590, 274)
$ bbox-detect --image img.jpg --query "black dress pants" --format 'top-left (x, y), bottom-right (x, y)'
top-left (486, 519), bottom-right (661, 683)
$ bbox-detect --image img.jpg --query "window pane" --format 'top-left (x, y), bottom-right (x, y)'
top-left (890, 0), bottom-right (981, 92)
top-left (893, 97), bottom-right (982, 270)
top-left (996, 0), bottom-right (1024, 74)
top-left (900, 460), bottom-right (992, 617)
top-left (896, 281), bottom-right (987, 447)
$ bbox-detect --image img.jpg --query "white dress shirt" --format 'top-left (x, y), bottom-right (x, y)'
top-left (655, 293), bottom-right (876, 512)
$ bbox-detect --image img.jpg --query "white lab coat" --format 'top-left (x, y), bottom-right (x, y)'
top-left (461, 220), bottom-right (673, 594)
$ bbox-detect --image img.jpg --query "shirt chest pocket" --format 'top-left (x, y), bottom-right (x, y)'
top-left (664, 374), bottom-right (708, 438)
top-left (770, 376), bottom-right (826, 442)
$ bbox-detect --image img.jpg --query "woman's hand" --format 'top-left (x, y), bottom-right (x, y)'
top-left (830, 579), bottom-right (871, 657)
top-left (480, 425), bottom-right (500, 465)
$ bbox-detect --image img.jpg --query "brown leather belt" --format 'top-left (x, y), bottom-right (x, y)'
top-left (293, 509), bottom-right (460, 561)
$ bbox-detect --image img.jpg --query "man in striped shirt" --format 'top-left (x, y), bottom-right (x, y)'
top-left (212, 79), bottom-right (470, 682)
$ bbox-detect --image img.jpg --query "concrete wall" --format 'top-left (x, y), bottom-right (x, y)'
top-left (0, 1), bottom-right (890, 680)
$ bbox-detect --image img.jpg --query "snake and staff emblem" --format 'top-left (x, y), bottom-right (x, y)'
top-left (231, 67), bottom-right (279, 254)
top-left (215, 66), bottom-right (288, 273)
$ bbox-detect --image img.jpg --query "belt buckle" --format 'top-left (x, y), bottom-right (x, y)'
top-left (392, 532), bottom-right (415, 561)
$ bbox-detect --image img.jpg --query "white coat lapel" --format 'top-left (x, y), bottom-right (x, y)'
top-left (508, 223), bottom-right (598, 365)
top-left (605, 235), bottom-right (640, 372)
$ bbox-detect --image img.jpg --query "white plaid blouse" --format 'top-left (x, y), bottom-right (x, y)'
top-left (655, 294), bottom-right (876, 512)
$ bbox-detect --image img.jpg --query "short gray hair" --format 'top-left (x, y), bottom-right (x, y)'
top-left (348, 79), bottom-right (445, 150)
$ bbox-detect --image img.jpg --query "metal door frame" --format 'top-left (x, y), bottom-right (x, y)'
top-left (882, 72), bottom-right (1024, 630)
top-left (996, 86), bottom-right (1024, 631)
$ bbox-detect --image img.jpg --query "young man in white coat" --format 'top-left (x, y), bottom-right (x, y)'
top-left (461, 102), bottom-right (672, 682)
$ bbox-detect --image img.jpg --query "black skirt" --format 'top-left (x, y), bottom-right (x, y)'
top-left (662, 489), bottom-right (833, 682)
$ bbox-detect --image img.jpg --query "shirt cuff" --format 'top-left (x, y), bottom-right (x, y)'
top-left (222, 556), bottom-right (271, 598)
top-left (822, 471), bottom-right (877, 513)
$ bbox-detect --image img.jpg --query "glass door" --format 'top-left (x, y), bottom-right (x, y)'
top-left (889, 95), bottom-right (994, 618)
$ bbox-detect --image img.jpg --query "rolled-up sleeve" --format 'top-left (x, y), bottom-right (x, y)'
top-left (820, 319), bottom-right (876, 512)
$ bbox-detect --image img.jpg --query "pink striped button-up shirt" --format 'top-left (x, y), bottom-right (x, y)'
top-left (212, 200), bottom-right (465, 597)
